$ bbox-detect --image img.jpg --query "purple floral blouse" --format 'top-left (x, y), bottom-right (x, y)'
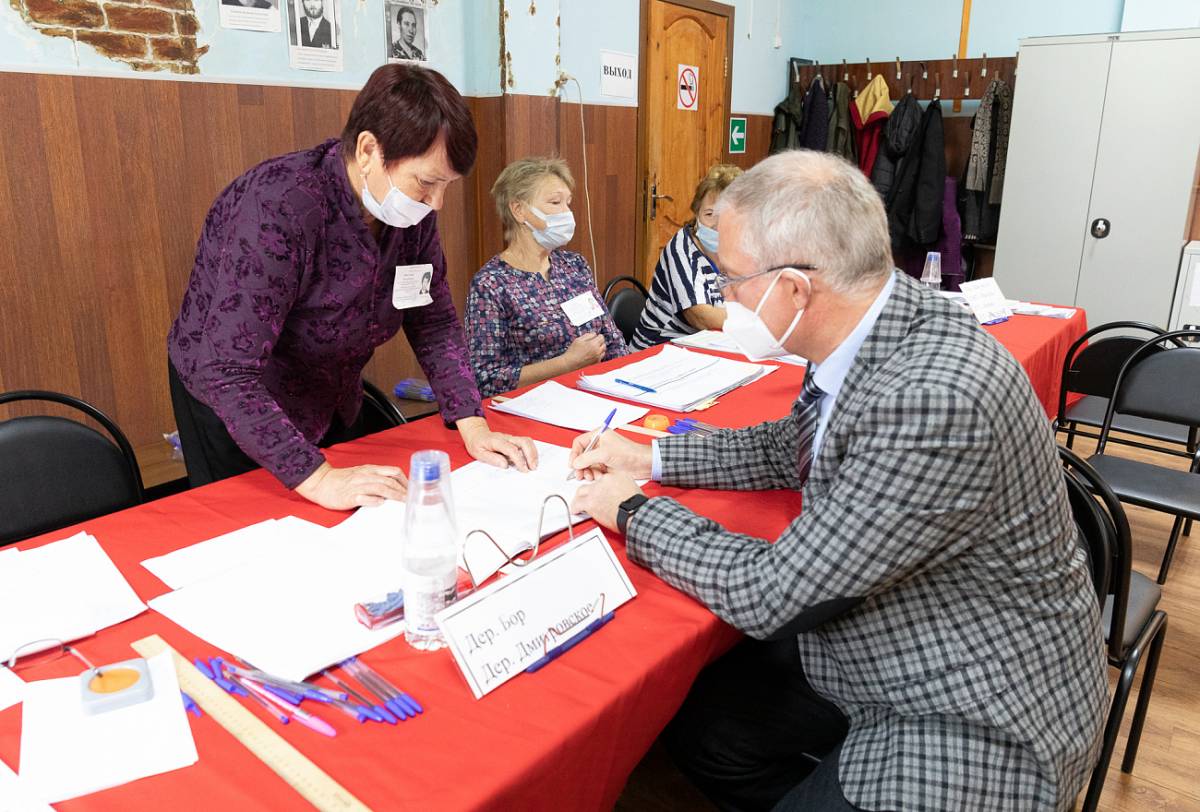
top-left (465, 251), bottom-right (628, 397)
top-left (168, 139), bottom-right (483, 488)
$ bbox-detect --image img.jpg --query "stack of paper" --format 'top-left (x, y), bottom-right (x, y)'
top-left (489, 381), bottom-right (649, 431)
top-left (0, 533), bottom-right (146, 660)
top-left (671, 330), bottom-right (807, 366)
top-left (18, 651), bottom-right (198, 804)
top-left (1005, 300), bottom-right (1077, 319)
top-left (579, 345), bottom-right (777, 411)
top-left (142, 516), bottom-right (329, 590)
top-left (146, 443), bottom-right (604, 680)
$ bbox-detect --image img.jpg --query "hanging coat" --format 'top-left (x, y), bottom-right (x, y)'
top-left (851, 74), bottom-right (893, 175)
top-left (826, 81), bottom-right (857, 162)
top-left (871, 92), bottom-right (921, 201)
top-left (888, 99), bottom-right (945, 248)
top-left (799, 76), bottom-right (830, 151)
top-left (895, 177), bottom-right (964, 290)
top-left (770, 78), bottom-right (805, 154)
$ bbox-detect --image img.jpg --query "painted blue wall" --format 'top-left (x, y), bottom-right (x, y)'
top-left (789, 0), bottom-right (1125, 65)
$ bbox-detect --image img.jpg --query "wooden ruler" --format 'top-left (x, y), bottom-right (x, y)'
top-left (130, 634), bottom-right (369, 812)
top-left (490, 396), bottom-right (669, 438)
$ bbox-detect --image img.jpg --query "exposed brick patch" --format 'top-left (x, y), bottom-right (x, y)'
top-left (150, 34), bottom-right (197, 61)
top-left (175, 11), bottom-right (196, 36)
top-left (21, 0), bottom-right (103, 28)
top-left (9, 0), bottom-right (203, 73)
top-left (77, 28), bottom-right (148, 59)
top-left (103, 4), bottom-right (174, 35)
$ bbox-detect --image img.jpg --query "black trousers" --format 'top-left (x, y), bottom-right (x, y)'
top-left (663, 638), bottom-right (860, 812)
top-left (168, 360), bottom-right (367, 488)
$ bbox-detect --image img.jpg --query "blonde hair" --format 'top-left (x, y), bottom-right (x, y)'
top-left (690, 163), bottom-right (743, 217)
top-left (491, 157), bottom-right (575, 244)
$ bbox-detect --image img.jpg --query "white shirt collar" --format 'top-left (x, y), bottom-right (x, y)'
top-left (809, 271), bottom-right (897, 453)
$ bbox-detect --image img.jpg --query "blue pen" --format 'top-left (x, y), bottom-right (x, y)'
top-left (180, 691), bottom-right (202, 718)
top-left (568, 408), bottom-right (617, 481)
top-left (525, 611), bottom-right (615, 673)
top-left (211, 658), bottom-right (249, 697)
top-left (615, 378), bottom-right (656, 394)
top-left (196, 657), bottom-right (240, 695)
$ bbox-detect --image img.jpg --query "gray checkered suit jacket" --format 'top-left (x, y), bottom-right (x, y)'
top-left (627, 272), bottom-right (1107, 811)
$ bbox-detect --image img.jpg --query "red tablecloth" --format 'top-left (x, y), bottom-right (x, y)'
top-left (0, 311), bottom-right (1083, 811)
top-left (983, 311), bottom-right (1088, 418)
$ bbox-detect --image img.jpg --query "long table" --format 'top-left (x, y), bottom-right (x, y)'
top-left (0, 310), bottom-right (1085, 810)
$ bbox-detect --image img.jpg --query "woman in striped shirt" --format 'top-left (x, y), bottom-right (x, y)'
top-left (631, 164), bottom-right (742, 349)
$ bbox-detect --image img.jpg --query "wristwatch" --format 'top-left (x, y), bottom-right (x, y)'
top-left (616, 493), bottom-right (650, 535)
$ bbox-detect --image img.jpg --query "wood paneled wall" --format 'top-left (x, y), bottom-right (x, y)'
top-left (0, 70), bottom-right (470, 457)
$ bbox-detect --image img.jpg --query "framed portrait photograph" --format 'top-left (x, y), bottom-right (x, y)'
top-left (386, 0), bottom-right (429, 64)
top-left (287, 0), bottom-right (343, 72)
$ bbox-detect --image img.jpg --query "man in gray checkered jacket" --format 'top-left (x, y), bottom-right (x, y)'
top-left (571, 151), bottom-right (1107, 811)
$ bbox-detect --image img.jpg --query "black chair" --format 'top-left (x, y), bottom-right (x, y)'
top-left (1059, 447), bottom-right (1167, 812)
top-left (1087, 329), bottom-right (1200, 583)
top-left (602, 275), bottom-right (649, 345)
top-left (0, 390), bottom-right (145, 545)
top-left (1057, 321), bottom-right (1198, 457)
top-left (360, 378), bottom-right (408, 435)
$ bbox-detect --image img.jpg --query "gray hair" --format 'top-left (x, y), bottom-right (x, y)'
top-left (716, 150), bottom-right (893, 293)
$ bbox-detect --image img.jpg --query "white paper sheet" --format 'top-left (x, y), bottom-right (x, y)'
top-left (148, 538), bottom-right (410, 682)
top-left (0, 757), bottom-right (53, 812)
top-left (0, 667), bottom-right (24, 712)
top-left (959, 278), bottom-right (1013, 324)
top-left (489, 381), bottom-right (649, 431)
top-left (18, 651), bottom-right (198, 804)
top-left (0, 533), bottom-right (146, 659)
top-left (141, 516), bottom-right (328, 590)
top-left (579, 345), bottom-right (778, 411)
top-left (671, 330), bottom-right (808, 366)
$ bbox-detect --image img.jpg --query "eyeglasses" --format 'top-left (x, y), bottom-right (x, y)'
top-left (713, 263), bottom-right (818, 291)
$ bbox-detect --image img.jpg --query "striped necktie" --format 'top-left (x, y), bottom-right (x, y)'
top-left (794, 367), bottom-right (826, 482)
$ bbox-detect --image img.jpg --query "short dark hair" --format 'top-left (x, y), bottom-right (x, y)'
top-left (341, 64), bottom-right (477, 175)
top-left (398, 7), bottom-right (416, 24)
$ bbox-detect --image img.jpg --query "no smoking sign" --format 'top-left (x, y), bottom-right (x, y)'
top-left (677, 64), bottom-right (699, 111)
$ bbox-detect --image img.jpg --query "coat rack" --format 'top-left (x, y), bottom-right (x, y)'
top-left (793, 54), bottom-right (1017, 102)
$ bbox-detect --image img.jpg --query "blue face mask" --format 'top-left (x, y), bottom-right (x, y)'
top-left (694, 222), bottom-right (719, 254)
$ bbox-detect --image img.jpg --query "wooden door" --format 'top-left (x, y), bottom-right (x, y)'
top-left (638, 0), bottom-right (733, 282)
top-left (1076, 32), bottom-right (1200, 328)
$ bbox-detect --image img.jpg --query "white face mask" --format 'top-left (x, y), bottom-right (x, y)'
top-left (723, 270), bottom-right (809, 361)
top-left (694, 222), bottom-right (719, 254)
top-left (361, 169), bottom-right (432, 229)
top-left (525, 205), bottom-right (575, 250)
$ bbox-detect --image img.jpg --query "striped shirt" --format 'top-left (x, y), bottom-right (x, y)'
top-left (630, 225), bottom-right (724, 350)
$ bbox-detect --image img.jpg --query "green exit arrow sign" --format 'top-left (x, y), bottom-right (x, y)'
top-left (728, 117), bottom-right (747, 154)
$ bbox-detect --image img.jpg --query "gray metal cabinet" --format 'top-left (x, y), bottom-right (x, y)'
top-left (993, 29), bottom-right (1200, 329)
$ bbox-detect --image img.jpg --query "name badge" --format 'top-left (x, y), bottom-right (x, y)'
top-left (393, 264), bottom-right (435, 310)
top-left (560, 291), bottom-right (605, 326)
top-left (436, 528), bottom-right (637, 699)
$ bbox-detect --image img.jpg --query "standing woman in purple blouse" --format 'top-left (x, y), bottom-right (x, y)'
top-left (465, 157), bottom-right (628, 397)
top-left (167, 64), bottom-right (537, 510)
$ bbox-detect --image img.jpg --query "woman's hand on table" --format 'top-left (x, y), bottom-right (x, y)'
top-left (457, 416), bottom-right (539, 471)
top-left (569, 429), bottom-right (653, 481)
top-left (295, 461), bottom-right (408, 510)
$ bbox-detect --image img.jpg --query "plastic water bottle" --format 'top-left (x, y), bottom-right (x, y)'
top-left (920, 251), bottom-right (942, 290)
top-left (401, 450), bottom-right (459, 651)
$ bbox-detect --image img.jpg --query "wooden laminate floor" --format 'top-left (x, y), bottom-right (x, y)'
top-left (615, 431), bottom-right (1200, 811)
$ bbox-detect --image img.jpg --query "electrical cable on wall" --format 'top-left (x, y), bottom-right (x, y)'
top-left (558, 73), bottom-right (600, 282)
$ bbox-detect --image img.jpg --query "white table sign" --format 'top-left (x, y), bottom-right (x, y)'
top-left (436, 528), bottom-right (636, 699)
top-left (958, 277), bottom-right (1013, 325)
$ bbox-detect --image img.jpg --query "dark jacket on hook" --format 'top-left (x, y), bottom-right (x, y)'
top-left (888, 99), bottom-right (945, 248)
top-left (799, 76), bottom-right (829, 151)
top-left (826, 82), bottom-right (857, 162)
top-left (770, 78), bottom-right (806, 154)
top-left (871, 93), bottom-right (921, 202)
